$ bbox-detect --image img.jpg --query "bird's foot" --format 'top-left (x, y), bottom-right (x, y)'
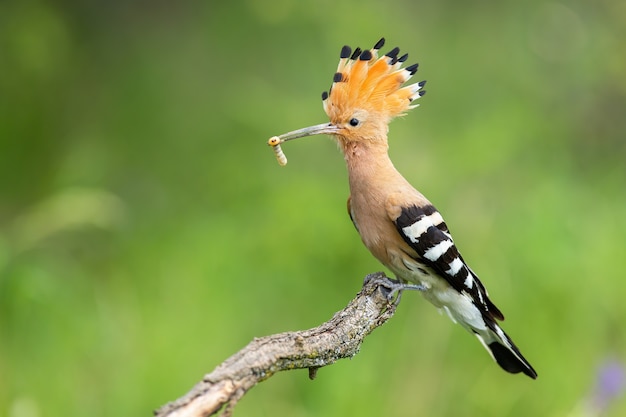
top-left (363, 273), bottom-right (425, 304)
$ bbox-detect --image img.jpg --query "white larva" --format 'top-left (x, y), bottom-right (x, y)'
top-left (268, 136), bottom-right (287, 166)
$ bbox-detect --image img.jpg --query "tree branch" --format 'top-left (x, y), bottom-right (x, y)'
top-left (155, 272), bottom-right (403, 417)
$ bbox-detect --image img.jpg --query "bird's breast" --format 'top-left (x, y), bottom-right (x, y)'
top-left (349, 191), bottom-right (395, 263)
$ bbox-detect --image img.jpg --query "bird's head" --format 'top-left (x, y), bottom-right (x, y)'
top-left (271, 38), bottom-right (425, 151)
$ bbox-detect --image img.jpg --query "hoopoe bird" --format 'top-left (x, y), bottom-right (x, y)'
top-left (268, 38), bottom-right (537, 379)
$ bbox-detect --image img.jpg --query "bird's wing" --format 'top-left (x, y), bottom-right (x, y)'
top-left (346, 196), bottom-right (359, 232)
top-left (388, 202), bottom-right (505, 321)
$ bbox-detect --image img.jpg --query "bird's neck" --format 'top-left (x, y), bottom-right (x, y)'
top-left (341, 139), bottom-right (404, 193)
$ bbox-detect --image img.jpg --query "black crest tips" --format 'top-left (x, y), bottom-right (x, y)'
top-left (385, 47), bottom-right (400, 59)
top-left (359, 50), bottom-right (372, 61)
top-left (409, 90), bottom-right (427, 102)
top-left (340, 45), bottom-right (351, 59)
top-left (418, 80), bottom-right (427, 88)
top-left (405, 63), bottom-right (419, 75)
top-left (398, 53), bottom-right (409, 63)
top-left (333, 72), bottom-right (344, 82)
top-left (374, 37), bottom-right (385, 50)
top-left (350, 47), bottom-right (362, 60)
top-left (321, 91), bottom-right (329, 100)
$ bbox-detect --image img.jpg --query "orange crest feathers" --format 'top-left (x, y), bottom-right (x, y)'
top-left (322, 38), bottom-right (426, 124)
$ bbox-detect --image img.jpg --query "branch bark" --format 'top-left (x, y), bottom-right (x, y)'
top-left (155, 272), bottom-right (403, 417)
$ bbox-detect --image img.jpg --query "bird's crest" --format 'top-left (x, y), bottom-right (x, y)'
top-left (322, 38), bottom-right (426, 124)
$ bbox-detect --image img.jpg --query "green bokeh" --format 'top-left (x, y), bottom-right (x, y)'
top-left (1, 1), bottom-right (625, 416)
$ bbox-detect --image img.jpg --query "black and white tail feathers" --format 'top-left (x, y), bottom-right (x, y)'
top-left (477, 316), bottom-right (537, 378)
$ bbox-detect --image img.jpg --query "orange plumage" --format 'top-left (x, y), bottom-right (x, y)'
top-left (322, 40), bottom-right (425, 130)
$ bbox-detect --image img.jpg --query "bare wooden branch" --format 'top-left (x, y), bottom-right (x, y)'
top-left (155, 272), bottom-right (403, 417)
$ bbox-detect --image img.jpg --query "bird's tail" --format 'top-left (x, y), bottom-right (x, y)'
top-left (474, 320), bottom-right (538, 379)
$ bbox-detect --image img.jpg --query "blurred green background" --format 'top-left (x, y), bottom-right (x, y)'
top-left (1, 0), bottom-right (625, 416)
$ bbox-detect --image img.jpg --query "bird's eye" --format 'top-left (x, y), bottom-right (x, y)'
top-left (349, 118), bottom-right (360, 127)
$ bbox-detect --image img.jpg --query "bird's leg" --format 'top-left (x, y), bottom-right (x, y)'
top-left (388, 281), bottom-right (426, 305)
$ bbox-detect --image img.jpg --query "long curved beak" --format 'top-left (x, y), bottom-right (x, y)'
top-left (274, 123), bottom-right (340, 143)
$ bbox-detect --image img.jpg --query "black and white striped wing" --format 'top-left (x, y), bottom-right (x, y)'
top-left (393, 204), bottom-right (504, 321)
